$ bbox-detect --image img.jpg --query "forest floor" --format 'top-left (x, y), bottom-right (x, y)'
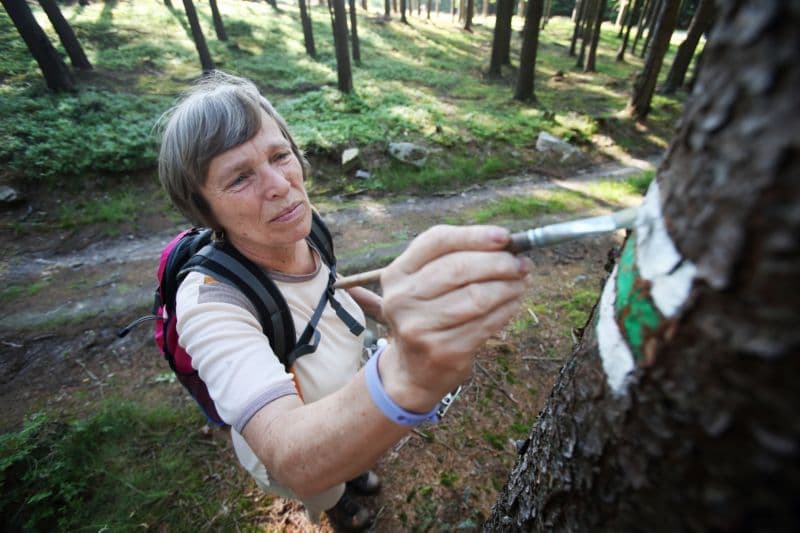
top-left (0, 151), bottom-right (656, 530)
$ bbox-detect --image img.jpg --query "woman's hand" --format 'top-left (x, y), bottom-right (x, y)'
top-left (377, 225), bottom-right (533, 412)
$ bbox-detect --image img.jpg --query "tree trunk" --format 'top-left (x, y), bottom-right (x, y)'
top-left (584, 0), bottom-right (606, 72)
top-left (514, 0), bottom-right (543, 102)
top-left (660, 0), bottom-right (714, 94)
top-left (487, 2), bottom-right (800, 529)
top-left (265, 0), bottom-right (278, 9)
top-left (385, 0), bottom-right (391, 19)
top-left (37, 0), bottom-right (92, 70)
top-left (348, 0), bottom-right (360, 63)
top-left (616, 0), bottom-right (628, 29)
top-left (540, 0), bottom-right (550, 29)
top-left (568, 0), bottom-right (586, 57)
top-left (182, 0), bottom-right (214, 72)
top-left (1, 0), bottom-right (75, 91)
top-left (624, 0), bottom-right (679, 121)
top-left (639, 0), bottom-right (661, 58)
top-left (575, 0), bottom-right (597, 69)
top-left (463, 0), bottom-right (474, 30)
top-left (488, 0), bottom-right (513, 77)
top-left (207, 0), bottom-right (227, 41)
top-left (329, 0), bottom-right (353, 92)
top-left (362, 0), bottom-right (367, 11)
top-left (400, 0), bottom-right (408, 22)
top-left (616, 0), bottom-right (641, 62)
top-left (299, 0), bottom-right (317, 57)
top-left (631, 0), bottom-right (653, 54)
top-left (481, 0), bottom-right (488, 19)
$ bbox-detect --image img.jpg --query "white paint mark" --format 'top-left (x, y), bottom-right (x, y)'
top-left (596, 265), bottom-right (635, 394)
top-left (635, 180), bottom-right (698, 318)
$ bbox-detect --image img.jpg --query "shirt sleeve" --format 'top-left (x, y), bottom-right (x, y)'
top-left (175, 271), bottom-right (298, 431)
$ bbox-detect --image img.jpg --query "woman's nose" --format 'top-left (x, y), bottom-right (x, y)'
top-left (257, 162), bottom-right (291, 199)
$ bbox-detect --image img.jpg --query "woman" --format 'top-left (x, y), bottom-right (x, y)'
top-left (158, 71), bottom-right (532, 530)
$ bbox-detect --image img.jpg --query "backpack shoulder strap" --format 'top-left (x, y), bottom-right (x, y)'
top-left (308, 210), bottom-right (335, 269)
top-left (180, 242), bottom-right (297, 365)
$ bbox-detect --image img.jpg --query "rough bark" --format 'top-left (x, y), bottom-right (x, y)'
top-left (584, 0), bottom-right (606, 72)
top-left (486, 1), bottom-right (800, 530)
top-left (329, 0), bottom-right (352, 92)
top-left (37, 0), bottom-right (92, 70)
top-left (348, 0), bottom-right (360, 63)
top-left (182, 0), bottom-right (214, 72)
top-left (488, 0), bottom-right (513, 76)
top-left (660, 0), bottom-right (714, 94)
top-left (299, 0), bottom-right (316, 57)
top-left (514, 0), bottom-right (543, 102)
top-left (208, 0), bottom-right (227, 41)
top-left (616, 0), bottom-right (641, 62)
top-left (1, 0), bottom-right (75, 91)
top-left (624, 0), bottom-right (680, 121)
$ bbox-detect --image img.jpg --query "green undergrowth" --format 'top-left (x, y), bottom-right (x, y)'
top-left (0, 401), bottom-right (252, 531)
top-left (1, 2), bottom-right (682, 202)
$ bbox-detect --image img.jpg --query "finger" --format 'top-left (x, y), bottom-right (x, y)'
top-left (403, 250), bottom-right (530, 300)
top-left (388, 225), bottom-right (510, 276)
top-left (392, 277), bottom-right (530, 340)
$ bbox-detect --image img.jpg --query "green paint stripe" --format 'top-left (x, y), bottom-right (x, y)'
top-left (614, 237), bottom-right (663, 360)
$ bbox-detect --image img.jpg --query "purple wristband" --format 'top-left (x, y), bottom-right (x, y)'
top-left (365, 345), bottom-right (439, 426)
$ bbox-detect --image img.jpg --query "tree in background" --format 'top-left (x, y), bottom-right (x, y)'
top-left (384, 0), bottom-right (391, 19)
top-left (638, 0), bottom-right (662, 58)
top-left (616, 0), bottom-right (641, 61)
top-left (624, 0), bottom-right (680, 120)
top-left (514, 0), bottom-right (543, 102)
top-left (487, 1), bottom-right (799, 528)
top-left (2, 0), bottom-right (75, 91)
top-left (568, 0), bottom-right (587, 56)
top-left (329, 0), bottom-right (353, 92)
top-left (488, 0), bottom-right (514, 77)
top-left (208, 0), bottom-right (227, 41)
top-left (400, 0), bottom-right (408, 23)
top-left (660, 0), bottom-right (714, 94)
top-left (583, 0), bottom-right (606, 72)
top-left (540, 0), bottom-right (551, 28)
top-left (463, 0), bottom-right (474, 30)
top-left (348, 0), bottom-right (361, 63)
top-left (37, 0), bottom-right (92, 70)
top-left (631, 0), bottom-right (655, 55)
top-left (299, 0), bottom-right (316, 57)
top-left (182, 0), bottom-right (214, 72)
top-left (575, 0), bottom-right (599, 69)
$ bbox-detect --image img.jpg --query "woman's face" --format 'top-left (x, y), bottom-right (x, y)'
top-left (201, 112), bottom-right (311, 255)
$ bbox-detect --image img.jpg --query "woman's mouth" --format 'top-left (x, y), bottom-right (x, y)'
top-left (270, 202), bottom-right (304, 223)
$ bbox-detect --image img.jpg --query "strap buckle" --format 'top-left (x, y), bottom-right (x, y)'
top-left (437, 385), bottom-right (462, 419)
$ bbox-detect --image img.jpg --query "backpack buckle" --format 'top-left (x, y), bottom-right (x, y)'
top-left (437, 385), bottom-right (462, 419)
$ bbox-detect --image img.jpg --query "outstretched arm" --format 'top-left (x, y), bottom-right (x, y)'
top-left (243, 225), bottom-right (533, 497)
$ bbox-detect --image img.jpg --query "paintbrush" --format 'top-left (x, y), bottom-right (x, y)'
top-left (334, 207), bottom-right (638, 289)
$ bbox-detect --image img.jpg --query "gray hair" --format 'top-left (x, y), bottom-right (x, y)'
top-left (157, 71), bottom-right (307, 230)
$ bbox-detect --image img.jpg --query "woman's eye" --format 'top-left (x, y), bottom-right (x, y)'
top-left (275, 151), bottom-right (291, 162)
top-left (229, 173), bottom-right (250, 189)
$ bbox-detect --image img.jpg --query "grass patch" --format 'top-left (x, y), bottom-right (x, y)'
top-left (57, 191), bottom-right (140, 230)
top-left (0, 401), bottom-right (253, 531)
top-left (1, 281), bottom-right (47, 302)
top-left (560, 287), bottom-right (599, 329)
top-left (586, 170), bottom-right (655, 203)
top-left (472, 189), bottom-right (594, 223)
